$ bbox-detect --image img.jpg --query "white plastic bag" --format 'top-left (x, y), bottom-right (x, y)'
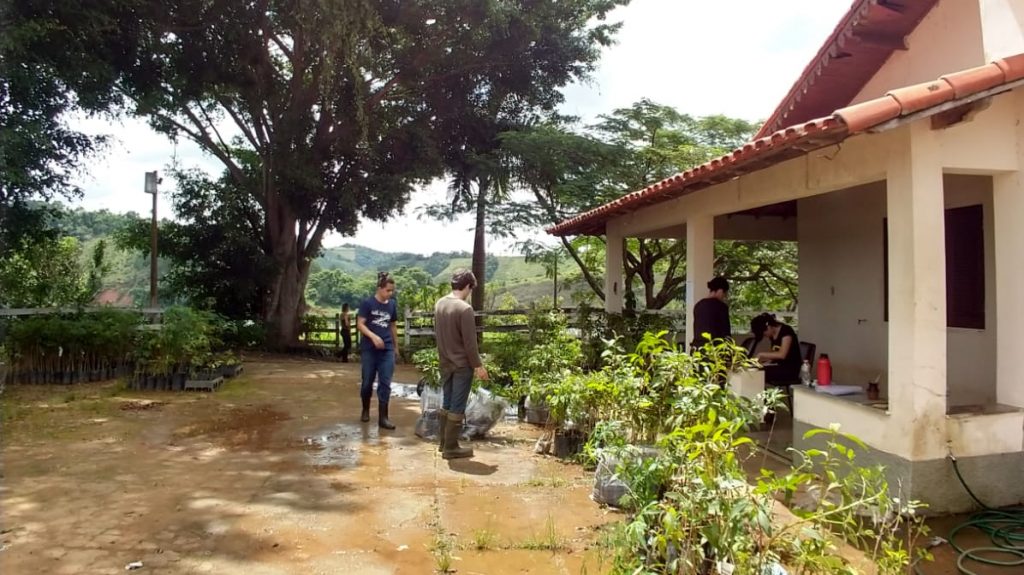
top-left (414, 385), bottom-right (444, 439)
top-left (461, 388), bottom-right (510, 440)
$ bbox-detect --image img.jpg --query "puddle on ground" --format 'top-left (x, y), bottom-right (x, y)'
top-left (387, 382), bottom-right (421, 401)
top-left (173, 405), bottom-right (290, 450)
top-left (302, 424), bottom-right (363, 469)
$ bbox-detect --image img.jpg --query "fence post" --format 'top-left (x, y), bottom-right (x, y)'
top-left (404, 307), bottom-right (411, 349)
top-left (335, 313), bottom-right (342, 349)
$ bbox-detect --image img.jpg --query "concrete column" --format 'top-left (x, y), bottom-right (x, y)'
top-left (885, 122), bottom-right (948, 460)
top-left (993, 92), bottom-right (1024, 408)
top-left (685, 215), bottom-right (715, 346)
top-left (604, 226), bottom-right (624, 314)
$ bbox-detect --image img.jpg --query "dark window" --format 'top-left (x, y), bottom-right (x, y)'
top-left (945, 205), bottom-right (985, 328)
top-left (883, 204), bottom-right (985, 329)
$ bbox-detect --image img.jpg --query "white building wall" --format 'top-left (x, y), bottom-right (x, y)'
top-left (797, 182), bottom-right (889, 391)
top-left (798, 176), bottom-right (997, 408)
top-left (851, 0), bottom-right (986, 106)
top-left (979, 0), bottom-right (1024, 60)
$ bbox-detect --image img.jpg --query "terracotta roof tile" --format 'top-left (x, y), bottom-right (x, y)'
top-left (755, 0), bottom-right (940, 139)
top-left (834, 96), bottom-right (901, 133)
top-left (547, 55), bottom-right (1024, 237)
top-left (886, 80), bottom-right (955, 115)
top-left (941, 64), bottom-right (1005, 99)
top-left (996, 53), bottom-right (1024, 82)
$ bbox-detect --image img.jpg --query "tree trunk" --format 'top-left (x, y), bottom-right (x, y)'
top-left (552, 256), bottom-right (558, 307)
top-left (264, 201), bottom-right (305, 349)
top-left (471, 180), bottom-right (488, 316)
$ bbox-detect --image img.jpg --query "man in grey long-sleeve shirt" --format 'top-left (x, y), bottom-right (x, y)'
top-left (433, 269), bottom-right (489, 459)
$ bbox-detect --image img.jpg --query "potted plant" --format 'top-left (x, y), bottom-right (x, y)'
top-left (217, 352), bottom-right (243, 378)
top-left (184, 351), bottom-right (222, 390)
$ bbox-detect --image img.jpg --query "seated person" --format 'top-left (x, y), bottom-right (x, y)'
top-left (749, 313), bottom-right (802, 384)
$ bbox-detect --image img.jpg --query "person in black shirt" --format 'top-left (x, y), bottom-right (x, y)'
top-left (357, 272), bottom-right (400, 429)
top-left (690, 276), bottom-right (732, 351)
top-left (750, 313), bottom-right (802, 383)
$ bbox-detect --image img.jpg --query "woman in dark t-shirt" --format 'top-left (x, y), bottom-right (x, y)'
top-left (356, 272), bottom-right (400, 430)
top-left (750, 313), bottom-right (802, 383)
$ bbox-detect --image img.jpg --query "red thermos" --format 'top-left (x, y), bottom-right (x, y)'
top-left (817, 354), bottom-right (832, 386)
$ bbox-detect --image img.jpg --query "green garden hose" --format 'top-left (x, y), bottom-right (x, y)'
top-left (943, 453), bottom-right (1024, 574)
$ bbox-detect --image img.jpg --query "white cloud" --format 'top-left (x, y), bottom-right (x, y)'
top-left (71, 0), bottom-right (850, 255)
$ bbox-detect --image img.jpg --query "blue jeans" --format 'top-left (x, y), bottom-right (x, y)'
top-left (442, 367), bottom-right (473, 415)
top-left (361, 349), bottom-right (395, 404)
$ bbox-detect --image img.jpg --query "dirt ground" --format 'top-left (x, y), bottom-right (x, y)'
top-left (0, 355), bottom-right (1006, 575)
top-left (1, 355), bottom-right (619, 575)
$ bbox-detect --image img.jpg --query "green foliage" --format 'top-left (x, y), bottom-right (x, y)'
top-left (55, 207), bottom-right (141, 243)
top-left (412, 348), bottom-right (442, 389)
top-left (2, 309), bottom-right (141, 383)
top-left (306, 269), bottom-right (363, 309)
top-left (581, 420), bottom-right (628, 469)
top-left (133, 306), bottom-right (222, 376)
top-left (572, 303), bottom-right (675, 370)
top-left (0, 235), bottom-right (109, 307)
top-left (512, 313), bottom-right (583, 390)
top-left (716, 240), bottom-right (800, 313)
top-left (0, 9), bottom-right (105, 252)
top-left (318, 244), bottom-right (472, 279)
top-left (116, 165), bottom-right (275, 319)
top-left (577, 335), bottom-right (931, 575)
top-left (9, 0), bottom-right (633, 344)
top-left (61, 203), bottom-right (557, 312)
top-left (504, 100), bottom-right (799, 311)
top-left (218, 319), bottom-right (266, 350)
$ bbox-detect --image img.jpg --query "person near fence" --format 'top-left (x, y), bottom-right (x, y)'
top-left (340, 303), bottom-right (352, 363)
top-left (357, 272), bottom-right (401, 429)
top-left (433, 269), bottom-right (488, 459)
top-left (690, 276), bottom-right (732, 351)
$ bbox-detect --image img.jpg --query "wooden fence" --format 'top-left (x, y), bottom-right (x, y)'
top-left (298, 307), bottom-right (797, 350)
top-left (0, 307), bottom-right (164, 317)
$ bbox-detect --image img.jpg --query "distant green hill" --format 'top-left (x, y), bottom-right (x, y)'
top-left (54, 207), bottom-right (564, 308)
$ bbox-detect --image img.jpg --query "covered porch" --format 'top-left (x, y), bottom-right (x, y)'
top-left (550, 64), bottom-right (1024, 513)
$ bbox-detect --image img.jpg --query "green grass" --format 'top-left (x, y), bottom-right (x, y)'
top-left (515, 516), bottom-right (567, 551)
top-left (216, 376), bottom-right (254, 399)
top-left (468, 527), bottom-right (500, 551)
top-left (429, 528), bottom-right (456, 573)
top-left (491, 257), bottom-right (547, 284)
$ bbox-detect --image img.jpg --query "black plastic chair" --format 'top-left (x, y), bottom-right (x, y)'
top-left (800, 341), bottom-right (817, 365)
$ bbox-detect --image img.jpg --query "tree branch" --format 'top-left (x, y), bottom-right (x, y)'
top-left (560, 236), bottom-right (605, 301)
top-left (367, 75), bottom-right (403, 111)
top-left (216, 96), bottom-right (262, 151)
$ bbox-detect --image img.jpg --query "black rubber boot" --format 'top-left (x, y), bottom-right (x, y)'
top-left (436, 409), bottom-right (448, 452)
top-left (442, 413), bottom-right (473, 460)
top-left (379, 401), bottom-right (396, 430)
top-left (360, 396), bottom-right (370, 422)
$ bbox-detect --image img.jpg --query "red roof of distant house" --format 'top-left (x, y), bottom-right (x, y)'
top-left (547, 55), bottom-right (1024, 237)
top-left (755, 0), bottom-right (939, 139)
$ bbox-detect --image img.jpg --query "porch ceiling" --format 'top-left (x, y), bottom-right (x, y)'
top-left (547, 54), bottom-right (1024, 237)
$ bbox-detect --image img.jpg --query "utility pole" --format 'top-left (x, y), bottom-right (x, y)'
top-left (144, 171), bottom-right (161, 308)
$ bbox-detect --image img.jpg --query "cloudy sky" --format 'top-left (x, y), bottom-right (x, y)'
top-left (72, 0), bottom-right (850, 255)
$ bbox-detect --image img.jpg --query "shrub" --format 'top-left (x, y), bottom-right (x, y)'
top-left (592, 335), bottom-right (929, 575)
top-left (2, 310), bottom-right (141, 383)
